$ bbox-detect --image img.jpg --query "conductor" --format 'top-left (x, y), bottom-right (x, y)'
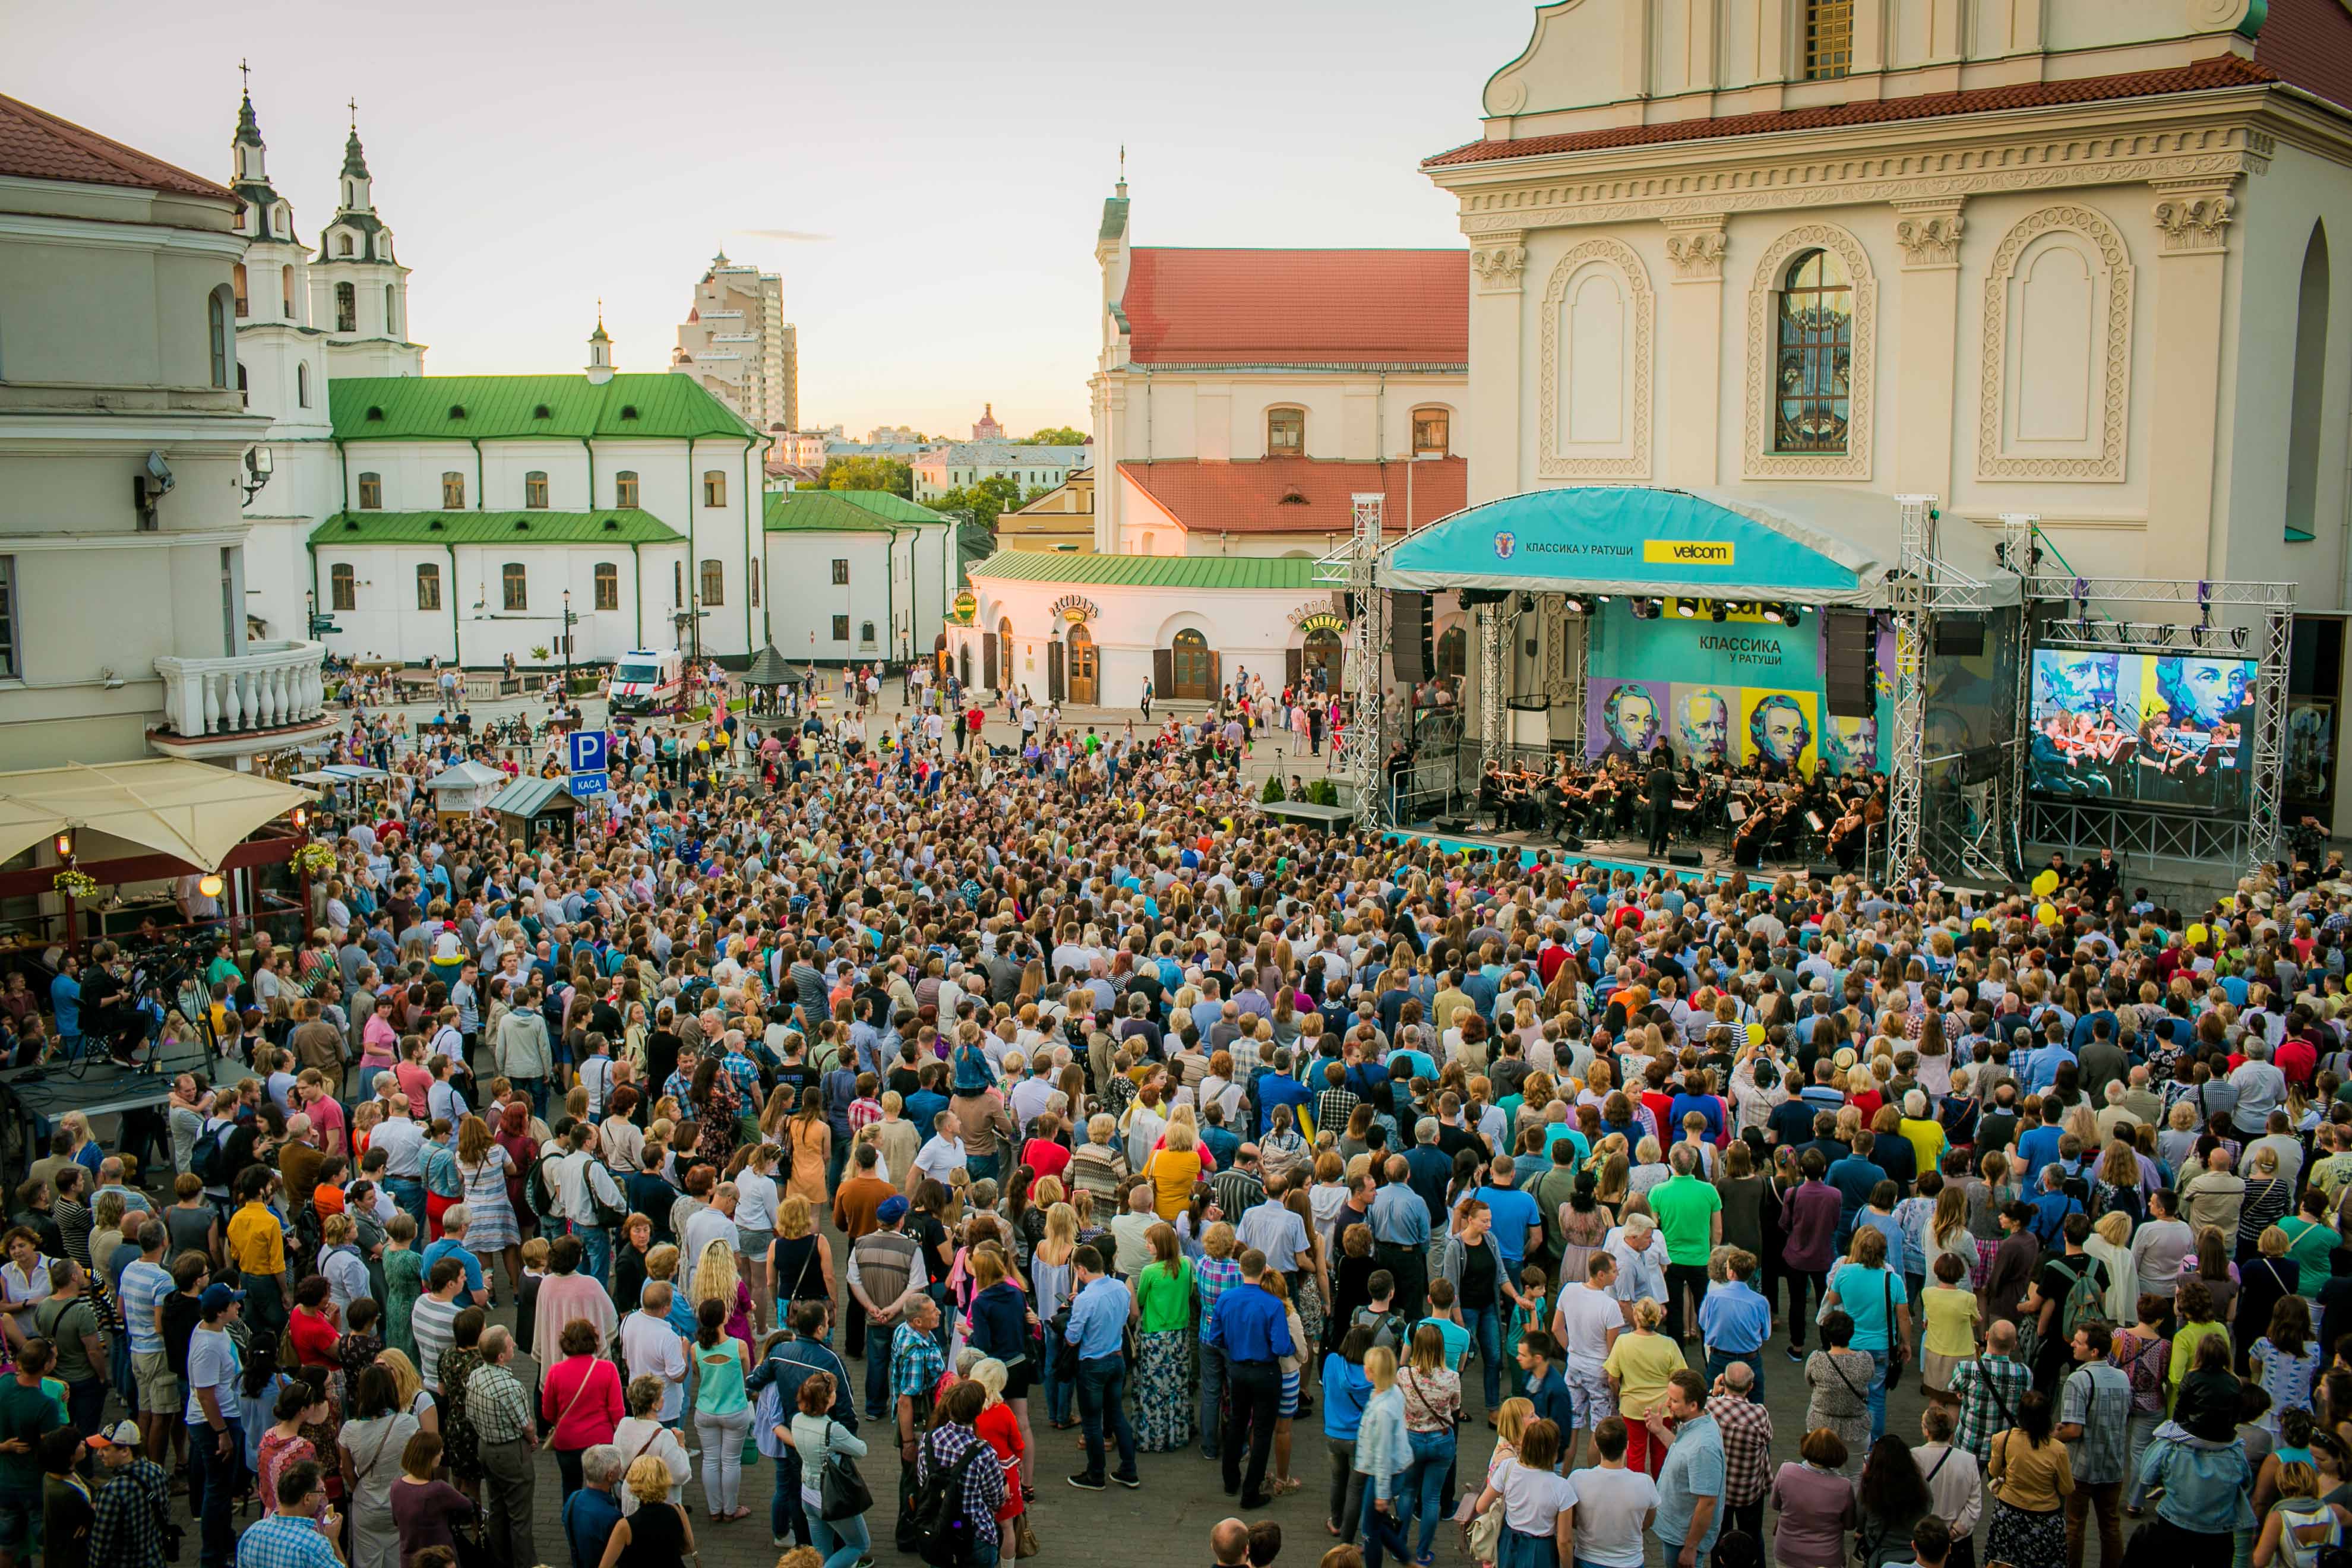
top-left (1644, 753), bottom-right (1677, 857)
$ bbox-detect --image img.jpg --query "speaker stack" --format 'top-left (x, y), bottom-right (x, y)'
top-left (1825, 609), bottom-right (1875, 720)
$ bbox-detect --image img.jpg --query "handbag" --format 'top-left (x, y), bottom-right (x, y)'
top-left (1012, 1515), bottom-right (1042, 1560)
top-left (1465, 1497), bottom-right (1506, 1562)
top-left (818, 1423), bottom-right (874, 1521)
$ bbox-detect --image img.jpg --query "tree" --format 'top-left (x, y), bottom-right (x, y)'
top-left (932, 473), bottom-right (1026, 530)
top-left (819, 456), bottom-right (912, 497)
top-left (1026, 426), bottom-right (1088, 446)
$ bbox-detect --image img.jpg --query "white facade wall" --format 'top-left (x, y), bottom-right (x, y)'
top-left (306, 542), bottom-right (684, 667)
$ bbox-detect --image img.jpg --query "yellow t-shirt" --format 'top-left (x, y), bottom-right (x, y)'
top-left (226, 1202), bottom-right (284, 1276)
top-left (1603, 1328), bottom-right (1687, 1421)
top-left (1921, 1284), bottom-right (1981, 1358)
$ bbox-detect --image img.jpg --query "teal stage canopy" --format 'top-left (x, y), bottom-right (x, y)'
top-left (1378, 485), bottom-right (2015, 609)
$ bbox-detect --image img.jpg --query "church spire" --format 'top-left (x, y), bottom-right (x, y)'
top-left (586, 301), bottom-right (614, 382)
top-left (229, 61), bottom-right (286, 238)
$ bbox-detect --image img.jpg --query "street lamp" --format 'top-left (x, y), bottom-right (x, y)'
top-left (561, 588), bottom-right (573, 696)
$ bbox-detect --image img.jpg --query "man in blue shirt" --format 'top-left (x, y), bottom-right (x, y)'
top-left (1368, 1157), bottom-right (1434, 1320)
top-left (561, 1445), bottom-right (625, 1568)
top-left (2015, 1101), bottom-right (2067, 1184)
top-left (1824, 1132), bottom-right (1889, 1250)
top-left (1063, 1246), bottom-right (1139, 1493)
top-left (1651, 1371), bottom-right (1727, 1568)
top-left (1205, 1248), bottom-right (1295, 1509)
top-left (1473, 1159), bottom-right (1544, 1279)
top-left (1697, 1250), bottom-right (1774, 1398)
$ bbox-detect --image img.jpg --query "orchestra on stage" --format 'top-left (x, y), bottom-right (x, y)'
top-left (1474, 749), bottom-right (1888, 870)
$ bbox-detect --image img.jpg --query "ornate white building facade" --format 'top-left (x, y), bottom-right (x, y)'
top-left (1425, 0), bottom-right (2352, 824)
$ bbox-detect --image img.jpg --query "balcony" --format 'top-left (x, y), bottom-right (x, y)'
top-left (151, 639), bottom-right (336, 761)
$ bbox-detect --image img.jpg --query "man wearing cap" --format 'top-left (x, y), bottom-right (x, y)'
top-left (183, 1284), bottom-right (244, 1568)
top-left (86, 1421), bottom-right (167, 1568)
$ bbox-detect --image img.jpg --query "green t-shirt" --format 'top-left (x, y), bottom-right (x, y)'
top-left (1417, 1314), bottom-right (1471, 1371)
top-left (1647, 1174), bottom-right (1724, 1267)
top-left (0, 1380), bottom-right (64, 1500)
top-left (2281, 1215), bottom-right (2335, 1296)
top-left (1134, 1259), bottom-right (1196, 1335)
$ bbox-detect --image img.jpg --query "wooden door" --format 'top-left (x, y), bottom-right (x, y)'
top-left (982, 633), bottom-right (998, 691)
top-left (1048, 639), bottom-right (1066, 703)
top-left (1171, 629), bottom-right (1213, 701)
top-left (1068, 624), bottom-right (1097, 706)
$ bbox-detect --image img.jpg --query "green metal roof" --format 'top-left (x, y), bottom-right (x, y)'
top-left (830, 489), bottom-right (952, 526)
top-left (763, 490), bottom-right (899, 534)
top-left (311, 510), bottom-right (682, 545)
top-left (967, 549), bottom-right (1319, 590)
top-left (328, 373), bottom-right (757, 442)
top-left (488, 776), bottom-right (577, 817)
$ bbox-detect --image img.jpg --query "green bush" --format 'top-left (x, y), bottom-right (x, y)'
top-left (1260, 774), bottom-right (1286, 804)
top-left (1307, 778), bottom-right (1340, 807)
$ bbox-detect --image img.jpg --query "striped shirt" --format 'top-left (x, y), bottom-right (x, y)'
top-left (413, 1294), bottom-right (462, 1389)
top-left (119, 1259), bottom-right (173, 1357)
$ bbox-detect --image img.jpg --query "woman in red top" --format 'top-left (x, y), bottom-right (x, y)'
top-left (257, 1380), bottom-right (336, 1537)
top-left (971, 1357), bottom-right (1031, 1519)
top-left (288, 1275), bottom-right (344, 1373)
top-left (491, 1101), bottom-right (538, 1229)
top-left (539, 1319), bottom-right (625, 1496)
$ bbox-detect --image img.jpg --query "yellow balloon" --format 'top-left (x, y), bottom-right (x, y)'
top-left (1971, 917), bottom-right (1991, 932)
top-left (2218, 895), bottom-right (2236, 912)
top-left (2031, 870), bottom-right (2059, 897)
top-left (2036, 903), bottom-right (2059, 926)
top-left (1746, 1022), bottom-right (1765, 1046)
top-left (2186, 923), bottom-right (2209, 946)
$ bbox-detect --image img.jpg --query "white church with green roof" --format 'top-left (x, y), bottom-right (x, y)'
top-left (230, 88), bottom-right (951, 669)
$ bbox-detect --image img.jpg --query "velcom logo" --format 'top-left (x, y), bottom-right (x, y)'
top-left (1493, 531), bottom-right (1517, 559)
top-left (1643, 539), bottom-right (1734, 566)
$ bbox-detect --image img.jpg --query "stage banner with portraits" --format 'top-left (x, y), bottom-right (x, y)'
top-left (1583, 600), bottom-right (1888, 776)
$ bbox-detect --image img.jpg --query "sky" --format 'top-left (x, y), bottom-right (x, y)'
top-left (6, 0), bottom-right (1537, 439)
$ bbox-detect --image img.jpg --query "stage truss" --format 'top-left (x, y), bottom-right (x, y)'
top-left (1321, 494), bottom-right (1388, 826)
top-left (2000, 515), bottom-right (2294, 874)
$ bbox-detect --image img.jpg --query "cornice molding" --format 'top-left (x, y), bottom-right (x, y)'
top-left (1444, 119), bottom-right (2271, 234)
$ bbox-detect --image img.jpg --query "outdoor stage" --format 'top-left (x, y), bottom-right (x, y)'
top-left (0, 1038), bottom-right (222, 1171)
top-left (1316, 486), bottom-right (2293, 894)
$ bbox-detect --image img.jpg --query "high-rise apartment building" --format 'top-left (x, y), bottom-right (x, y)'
top-left (672, 250), bottom-right (798, 432)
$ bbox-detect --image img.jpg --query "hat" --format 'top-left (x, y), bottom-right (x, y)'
top-left (198, 1283), bottom-right (245, 1317)
top-left (876, 1196), bottom-right (910, 1224)
top-left (85, 1421), bottom-right (139, 1450)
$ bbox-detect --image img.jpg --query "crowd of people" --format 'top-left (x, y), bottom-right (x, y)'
top-left (4, 675), bottom-right (2352, 1568)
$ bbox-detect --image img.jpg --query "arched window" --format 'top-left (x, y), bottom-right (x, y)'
top-left (1411, 407), bottom-right (1450, 456)
top-left (231, 264), bottom-right (249, 318)
top-left (337, 233), bottom-right (353, 258)
top-left (328, 563), bottom-right (356, 611)
top-left (334, 282), bottom-right (356, 333)
top-left (356, 472), bottom-right (382, 510)
top-left (415, 564), bottom-right (441, 611)
top-left (281, 264), bottom-right (296, 320)
top-left (699, 559), bottom-right (725, 606)
top-left (1436, 624), bottom-right (1467, 680)
top-left (1775, 249), bottom-right (1852, 454)
top-left (1804, 0), bottom-right (1852, 78)
top-left (703, 470), bottom-right (727, 507)
top-left (859, 620), bottom-right (875, 646)
top-left (1266, 406), bottom-right (1305, 456)
top-left (615, 470), bottom-right (640, 509)
top-left (524, 470), bottom-right (549, 510)
top-left (296, 362), bottom-right (311, 408)
top-left (441, 471), bottom-right (466, 510)
top-left (2288, 223), bottom-right (2331, 542)
top-left (384, 284), bottom-right (399, 338)
top-left (750, 559), bottom-right (761, 608)
top-left (207, 287), bottom-right (232, 388)
top-left (501, 562), bottom-right (527, 612)
top-left (593, 562), bottom-right (619, 611)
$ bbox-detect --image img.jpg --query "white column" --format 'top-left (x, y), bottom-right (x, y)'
top-left (1469, 232), bottom-right (1529, 504)
top-left (1891, 198), bottom-right (1965, 503)
top-left (1662, 216), bottom-right (1730, 488)
top-left (2145, 180), bottom-right (2239, 580)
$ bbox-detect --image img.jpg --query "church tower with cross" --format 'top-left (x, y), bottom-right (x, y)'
top-left (225, 65), bottom-right (331, 437)
top-left (309, 97), bottom-right (421, 378)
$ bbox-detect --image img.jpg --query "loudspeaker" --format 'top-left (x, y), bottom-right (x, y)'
top-left (1809, 864), bottom-right (1843, 881)
top-left (1668, 849), bottom-right (1703, 867)
top-left (1392, 591), bottom-right (1431, 682)
top-left (1825, 609), bottom-right (1874, 719)
top-left (1555, 834), bottom-right (1584, 851)
top-left (1936, 617), bottom-right (1986, 657)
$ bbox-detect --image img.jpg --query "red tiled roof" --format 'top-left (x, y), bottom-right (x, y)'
top-left (1423, 53), bottom-right (2280, 167)
top-left (2258, 0), bottom-right (2352, 114)
top-left (0, 91), bottom-right (234, 201)
top-left (1118, 456), bottom-right (1466, 533)
top-left (1121, 249), bottom-right (1468, 366)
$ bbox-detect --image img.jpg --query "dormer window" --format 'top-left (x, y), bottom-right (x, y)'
top-left (337, 233), bottom-right (353, 257)
top-left (1267, 406), bottom-right (1305, 456)
top-left (447, 404), bottom-right (466, 421)
top-left (533, 404), bottom-right (552, 419)
top-left (364, 405), bottom-right (384, 422)
top-left (619, 405), bottom-right (639, 421)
